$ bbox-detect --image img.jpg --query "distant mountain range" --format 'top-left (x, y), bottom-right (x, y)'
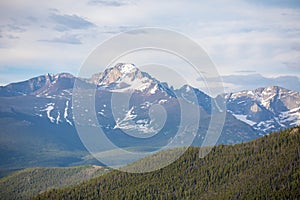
top-left (0, 63), bottom-right (299, 169)
top-left (221, 86), bottom-right (300, 133)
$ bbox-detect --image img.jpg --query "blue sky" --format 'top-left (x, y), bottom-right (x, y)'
top-left (0, 0), bottom-right (299, 92)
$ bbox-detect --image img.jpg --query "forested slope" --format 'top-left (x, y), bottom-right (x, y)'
top-left (33, 127), bottom-right (300, 199)
top-left (0, 165), bottom-right (110, 200)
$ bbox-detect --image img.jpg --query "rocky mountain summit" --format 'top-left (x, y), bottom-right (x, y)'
top-left (223, 86), bottom-right (300, 133)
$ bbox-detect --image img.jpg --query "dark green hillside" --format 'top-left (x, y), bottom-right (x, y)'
top-left (34, 127), bottom-right (300, 199)
top-left (0, 165), bottom-right (110, 200)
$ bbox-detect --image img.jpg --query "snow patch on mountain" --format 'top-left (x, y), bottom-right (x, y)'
top-left (149, 84), bottom-right (158, 94)
top-left (114, 107), bottom-right (137, 128)
top-left (41, 103), bottom-right (55, 123)
top-left (64, 100), bottom-right (73, 126)
top-left (113, 106), bottom-right (157, 134)
top-left (232, 114), bottom-right (256, 126)
top-left (56, 111), bottom-right (61, 124)
top-left (159, 99), bottom-right (168, 104)
top-left (117, 63), bottom-right (136, 74)
top-left (111, 76), bottom-right (152, 93)
top-left (279, 106), bottom-right (300, 126)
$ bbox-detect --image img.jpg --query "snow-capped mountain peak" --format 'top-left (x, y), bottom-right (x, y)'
top-left (90, 63), bottom-right (173, 95)
top-left (224, 86), bottom-right (300, 133)
top-left (91, 63), bottom-right (144, 85)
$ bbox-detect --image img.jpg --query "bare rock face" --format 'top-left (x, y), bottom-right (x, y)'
top-left (90, 63), bottom-right (141, 86)
top-left (250, 103), bottom-right (260, 113)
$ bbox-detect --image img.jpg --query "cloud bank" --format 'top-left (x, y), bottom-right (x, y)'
top-left (0, 0), bottom-right (299, 92)
top-left (220, 74), bottom-right (300, 92)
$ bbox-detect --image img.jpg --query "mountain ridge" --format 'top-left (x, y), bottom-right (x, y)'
top-left (0, 63), bottom-right (299, 170)
top-left (222, 85), bottom-right (300, 133)
top-left (1, 64), bottom-right (298, 133)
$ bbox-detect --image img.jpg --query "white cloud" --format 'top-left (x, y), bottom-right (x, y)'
top-left (0, 0), bottom-right (299, 91)
top-left (220, 73), bottom-right (300, 92)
